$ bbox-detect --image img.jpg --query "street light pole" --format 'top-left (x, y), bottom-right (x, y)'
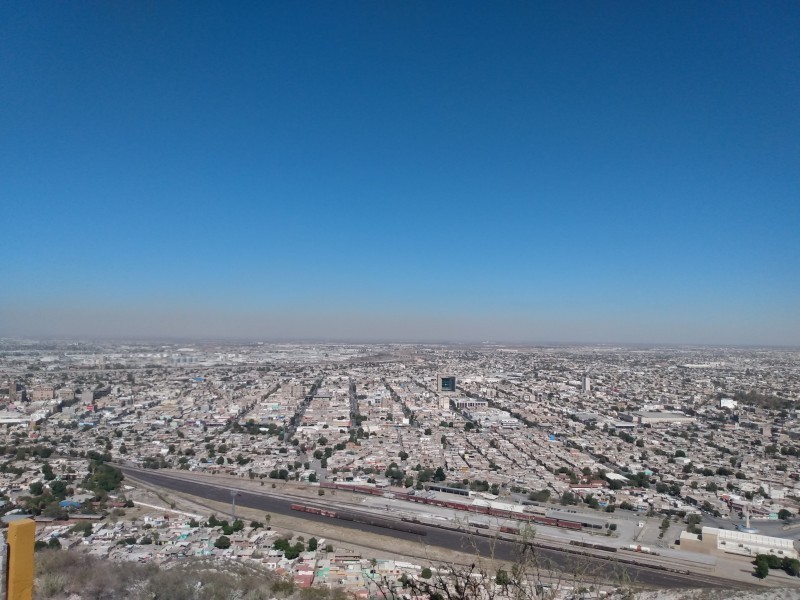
top-left (230, 490), bottom-right (239, 521)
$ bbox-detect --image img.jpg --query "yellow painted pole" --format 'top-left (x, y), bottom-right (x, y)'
top-left (7, 519), bottom-right (35, 600)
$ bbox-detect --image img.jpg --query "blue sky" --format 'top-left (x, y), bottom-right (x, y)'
top-left (1, 2), bottom-right (798, 344)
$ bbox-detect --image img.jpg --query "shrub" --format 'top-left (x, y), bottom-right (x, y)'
top-left (783, 557), bottom-right (800, 577)
top-left (765, 554), bottom-right (783, 569)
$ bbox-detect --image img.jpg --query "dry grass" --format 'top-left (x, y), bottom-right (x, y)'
top-left (34, 550), bottom-right (345, 600)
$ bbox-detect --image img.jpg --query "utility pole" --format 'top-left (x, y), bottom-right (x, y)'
top-left (230, 490), bottom-right (240, 521)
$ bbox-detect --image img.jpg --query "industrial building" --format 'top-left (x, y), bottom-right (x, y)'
top-left (680, 526), bottom-right (799, 559)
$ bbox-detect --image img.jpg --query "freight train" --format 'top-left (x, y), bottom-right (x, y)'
top-left (569, 540), bottom-right (618, 553)
top-left (318, 482), bottom-right (586, 532)
top-left (290, 503), bottom-right (427, 536)
top-left (292, 502), bottom-right (689, 577)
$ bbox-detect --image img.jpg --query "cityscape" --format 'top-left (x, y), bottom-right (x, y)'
top-left (2, 2), bottom-right (798, 598)
top-left (0, 339), bottom-right (798, 596)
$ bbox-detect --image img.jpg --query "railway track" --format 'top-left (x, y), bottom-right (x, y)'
top-left (119, 467), bottom-right (764, 591)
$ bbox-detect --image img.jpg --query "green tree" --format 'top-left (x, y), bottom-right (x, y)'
top-left (782, 557), bottom-right (800, 576)
top-left (49, 479), bottom-right (68, 497)
top-left (43, 502), bottom-right (68, 520)
top-left (495, 569), bottom-right (511, 586)
top-left (754, 556), bottom-right (770, 579)
top-left (87, 464), bottom-right (124, 493)
top-left (214, 535), bottom-right (231, 549)
top-left (207, 514), bottom-right (222, 527)
top-left (41, 462), bottom-right (56, 481)
top-left (70, 521), bottom-right (93, 537)
top-left (764, 554), bottom-right (782, 569)
top-left (527, 489), bottom-right (550, 502)
top-left (560, 491), bottom-right (577, 505)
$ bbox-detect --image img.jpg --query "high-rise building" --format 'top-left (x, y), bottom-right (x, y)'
top-left (436, 374), bottom-right (456, 393)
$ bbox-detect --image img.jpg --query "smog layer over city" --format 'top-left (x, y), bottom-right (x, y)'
top-left (1, 2), bottom-right (798, 600)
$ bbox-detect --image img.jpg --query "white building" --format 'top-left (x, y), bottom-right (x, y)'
top-left (680, 526), bottom-right (798, 559)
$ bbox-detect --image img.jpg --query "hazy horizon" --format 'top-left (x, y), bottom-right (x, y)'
top-left (2, 4), bottom-right (798, 347)
top-left (1, 304), bottom-right (798, 348)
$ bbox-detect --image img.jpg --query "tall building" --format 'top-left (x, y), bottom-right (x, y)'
top-left (436, 374), bottom-right (456, 393)
top-left (32, 385), bottom-right (55, 401)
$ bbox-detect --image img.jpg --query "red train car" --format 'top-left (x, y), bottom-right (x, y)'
top-left (557, 520), bottom-right (582, 531)
top-left (291, 503), bottom-right (337, 518)
top-left (500, 526), bottom-right (520, 535)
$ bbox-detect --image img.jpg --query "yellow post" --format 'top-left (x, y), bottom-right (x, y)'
top-left (7, 519), bottom-right (35, 600)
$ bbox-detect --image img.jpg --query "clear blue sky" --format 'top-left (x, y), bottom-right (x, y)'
top-left (1, 2), bottom-right (798, 344)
